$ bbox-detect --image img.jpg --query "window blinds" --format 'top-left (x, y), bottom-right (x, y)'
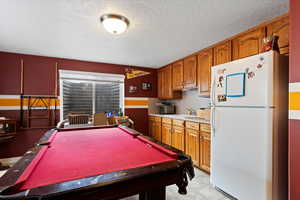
top-left (60, 70), bottom-right (124, 119)
top-left (62, 80), bottom-right (93, 119)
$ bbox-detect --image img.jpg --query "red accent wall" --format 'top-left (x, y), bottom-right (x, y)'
top-left (0, 53), bottom-right (22, 94)
top-left (0, 51), bottom-right (157, 158)
top-left (0, 51), bottom-right (157, 97)
top-left (290, 0), bottom-right (300, 83)
top-left (289, 0), bottom-right (300, 200)
top-left (125, 108), bottom-right (149, 135)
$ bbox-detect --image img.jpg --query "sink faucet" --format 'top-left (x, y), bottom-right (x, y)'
top-left (186, 108), bottom-right (196, 115)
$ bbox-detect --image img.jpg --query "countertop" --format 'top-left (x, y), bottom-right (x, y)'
top-left (148, 114), bottom-right (210, 124)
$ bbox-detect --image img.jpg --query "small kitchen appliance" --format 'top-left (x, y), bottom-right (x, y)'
top-left (158, 103), bottom-right (176, 114)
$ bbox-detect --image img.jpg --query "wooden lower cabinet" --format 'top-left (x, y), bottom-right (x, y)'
top-left (153, 121), bottom-right (162, 141)
top-left (171, 126), bottom-right (185, 152)
top-left (185, 128), bottom-right (200, 167)
top-left (199, 131), bottom-right (211, 173)
top-left (149, 116), bottom-right (162, 142)
top-left (161, 123), bottom-right (172, 146)
top-left (149, 118), bottom-right (155, 138)
top-left (150, 116), bottom-right (211, 172)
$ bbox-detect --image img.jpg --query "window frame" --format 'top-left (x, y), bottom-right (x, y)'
top-left (59, 70), bottom-right (125, 120)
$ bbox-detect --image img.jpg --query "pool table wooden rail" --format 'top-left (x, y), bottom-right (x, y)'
top-left (0, 125), bottom-right (195, 200)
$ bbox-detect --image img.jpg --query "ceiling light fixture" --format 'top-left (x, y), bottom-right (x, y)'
top-left (100, 14), bottom-right (130, 35)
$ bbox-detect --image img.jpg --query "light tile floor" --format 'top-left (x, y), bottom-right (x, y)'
top-left (122, 168), bottom-right (231, 200)
top-left (0, 156), bottom-right (21, 167)
top-left (0, 170), bottom-right (6, 178)
top-left (0, 157), bottom-right (231, 200)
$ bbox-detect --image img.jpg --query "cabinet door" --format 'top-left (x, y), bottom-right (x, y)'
top-left (153, 121), bottom-right (162, 141)
top-left (200, 132), bottom-right (211, 173)
top-left (162, 123), bottom-right (172, 146)
top-left (172, 61), bottom-right (184, 91)
top-left (197, 49), bottom-right (213, 96)
top-left (149, 118), bottom-right (155, 138)
top-left (213, 41), bottom-right (232, 65)
top-left (163, 65), bottom-right (173, 99)
top-left (185, 129), bottom-right (200, 167)
top-left (158, 66), bottom-right (182, 99)
top-left (267, 15), bottom-right (289, 55)
top-left (157, 70), bottom-right (163, 98)
top-left (232, 27), bottom-right (266, 60)
top-left (183, 56), bottom-right (197, 89)
top-left (172, 126), bottom-right (185, 152)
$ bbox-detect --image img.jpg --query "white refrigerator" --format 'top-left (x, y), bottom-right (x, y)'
top-left (210, 51), bottom-right (288, 200)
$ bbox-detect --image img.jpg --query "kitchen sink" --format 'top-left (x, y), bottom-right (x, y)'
top-left (183, 116), bottom-right (203, 120)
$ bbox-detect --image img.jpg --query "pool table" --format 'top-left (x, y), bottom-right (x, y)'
top-left (0, 125), bottom-right (194, 200)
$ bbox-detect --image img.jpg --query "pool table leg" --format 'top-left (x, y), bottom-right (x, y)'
top-left (139, 186), bottom-right (166, 200)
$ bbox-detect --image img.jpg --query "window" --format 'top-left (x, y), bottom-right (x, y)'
top-left (59, 70), bottom-right (124, 119)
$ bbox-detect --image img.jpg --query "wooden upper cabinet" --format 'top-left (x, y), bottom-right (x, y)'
top-left (157, 70), bottom-right (163, 99)
top-left (197, 49), bottom-right (213, 96)
top-left (158, 65), bottom-right (181, 99)
top-left (232, 27), bottom-right (266, 60)
top-left (267, 14), bottom-right (289, 55)
top-left (163, 65), bottom-right (173, 99)
top-left (172, 61), bottom-right (184, 91)
top-left (183, 56), bottom-right (197, 89)
top-left (213, 41), bottom-right (232, 65)
top-left (171, 56), bottom-right (197, 91)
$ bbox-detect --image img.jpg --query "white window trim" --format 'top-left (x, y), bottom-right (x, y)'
top-left (59, 70), bottom-right (125, 83)
top-left (59, 70), bottom-right (125, 120)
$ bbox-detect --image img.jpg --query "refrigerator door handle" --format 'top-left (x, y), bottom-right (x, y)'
top-left (212, 107), bottom-right (216, 137)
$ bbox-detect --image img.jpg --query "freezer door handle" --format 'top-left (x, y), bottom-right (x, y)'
top-left (211, 75), bottom-right (216, 106)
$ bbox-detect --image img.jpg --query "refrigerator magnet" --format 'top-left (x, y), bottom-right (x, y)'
top-left (225, 73), bottom-right (246, 97)
top-left (218, 94), bottom-right (227, 102)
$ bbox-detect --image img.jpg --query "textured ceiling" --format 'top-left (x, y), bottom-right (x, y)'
top-left (0, 0), bottom-right (288, 68)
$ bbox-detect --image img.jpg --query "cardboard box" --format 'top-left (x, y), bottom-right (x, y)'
top-left (196, 109), bottom-right (211, 121)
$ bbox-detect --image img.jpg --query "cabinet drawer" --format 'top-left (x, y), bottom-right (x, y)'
top-left (162, 117), bottom-right (172, 124)
top-left (185, 121), bottom-right (200, 130)
top-left (149, 116), bottom-right (155, 121)
top-left (173, 126), bottom-right (185, 132)
top-left (172, 119), bottom-right (185, 127)
top-left (162, 123), bottom-right (172, 128)
top-left (154, 116), bottom-right (161, 122)
top-left (200, 124), bottom-right (211, 132)
top-left (186, 128), bottom-right (200, 136)
top-left (200, 131), bottom-right (211, 139)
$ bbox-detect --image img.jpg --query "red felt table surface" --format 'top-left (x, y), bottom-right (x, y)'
top-left (18, 127), bottom-right (177, 190)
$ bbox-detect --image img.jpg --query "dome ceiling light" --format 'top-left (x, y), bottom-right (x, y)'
top-left (100, 14), bottom-right (130, 35)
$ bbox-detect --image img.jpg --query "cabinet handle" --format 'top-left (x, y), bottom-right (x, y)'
top-left (190, 133), bottom-right (198, 137)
